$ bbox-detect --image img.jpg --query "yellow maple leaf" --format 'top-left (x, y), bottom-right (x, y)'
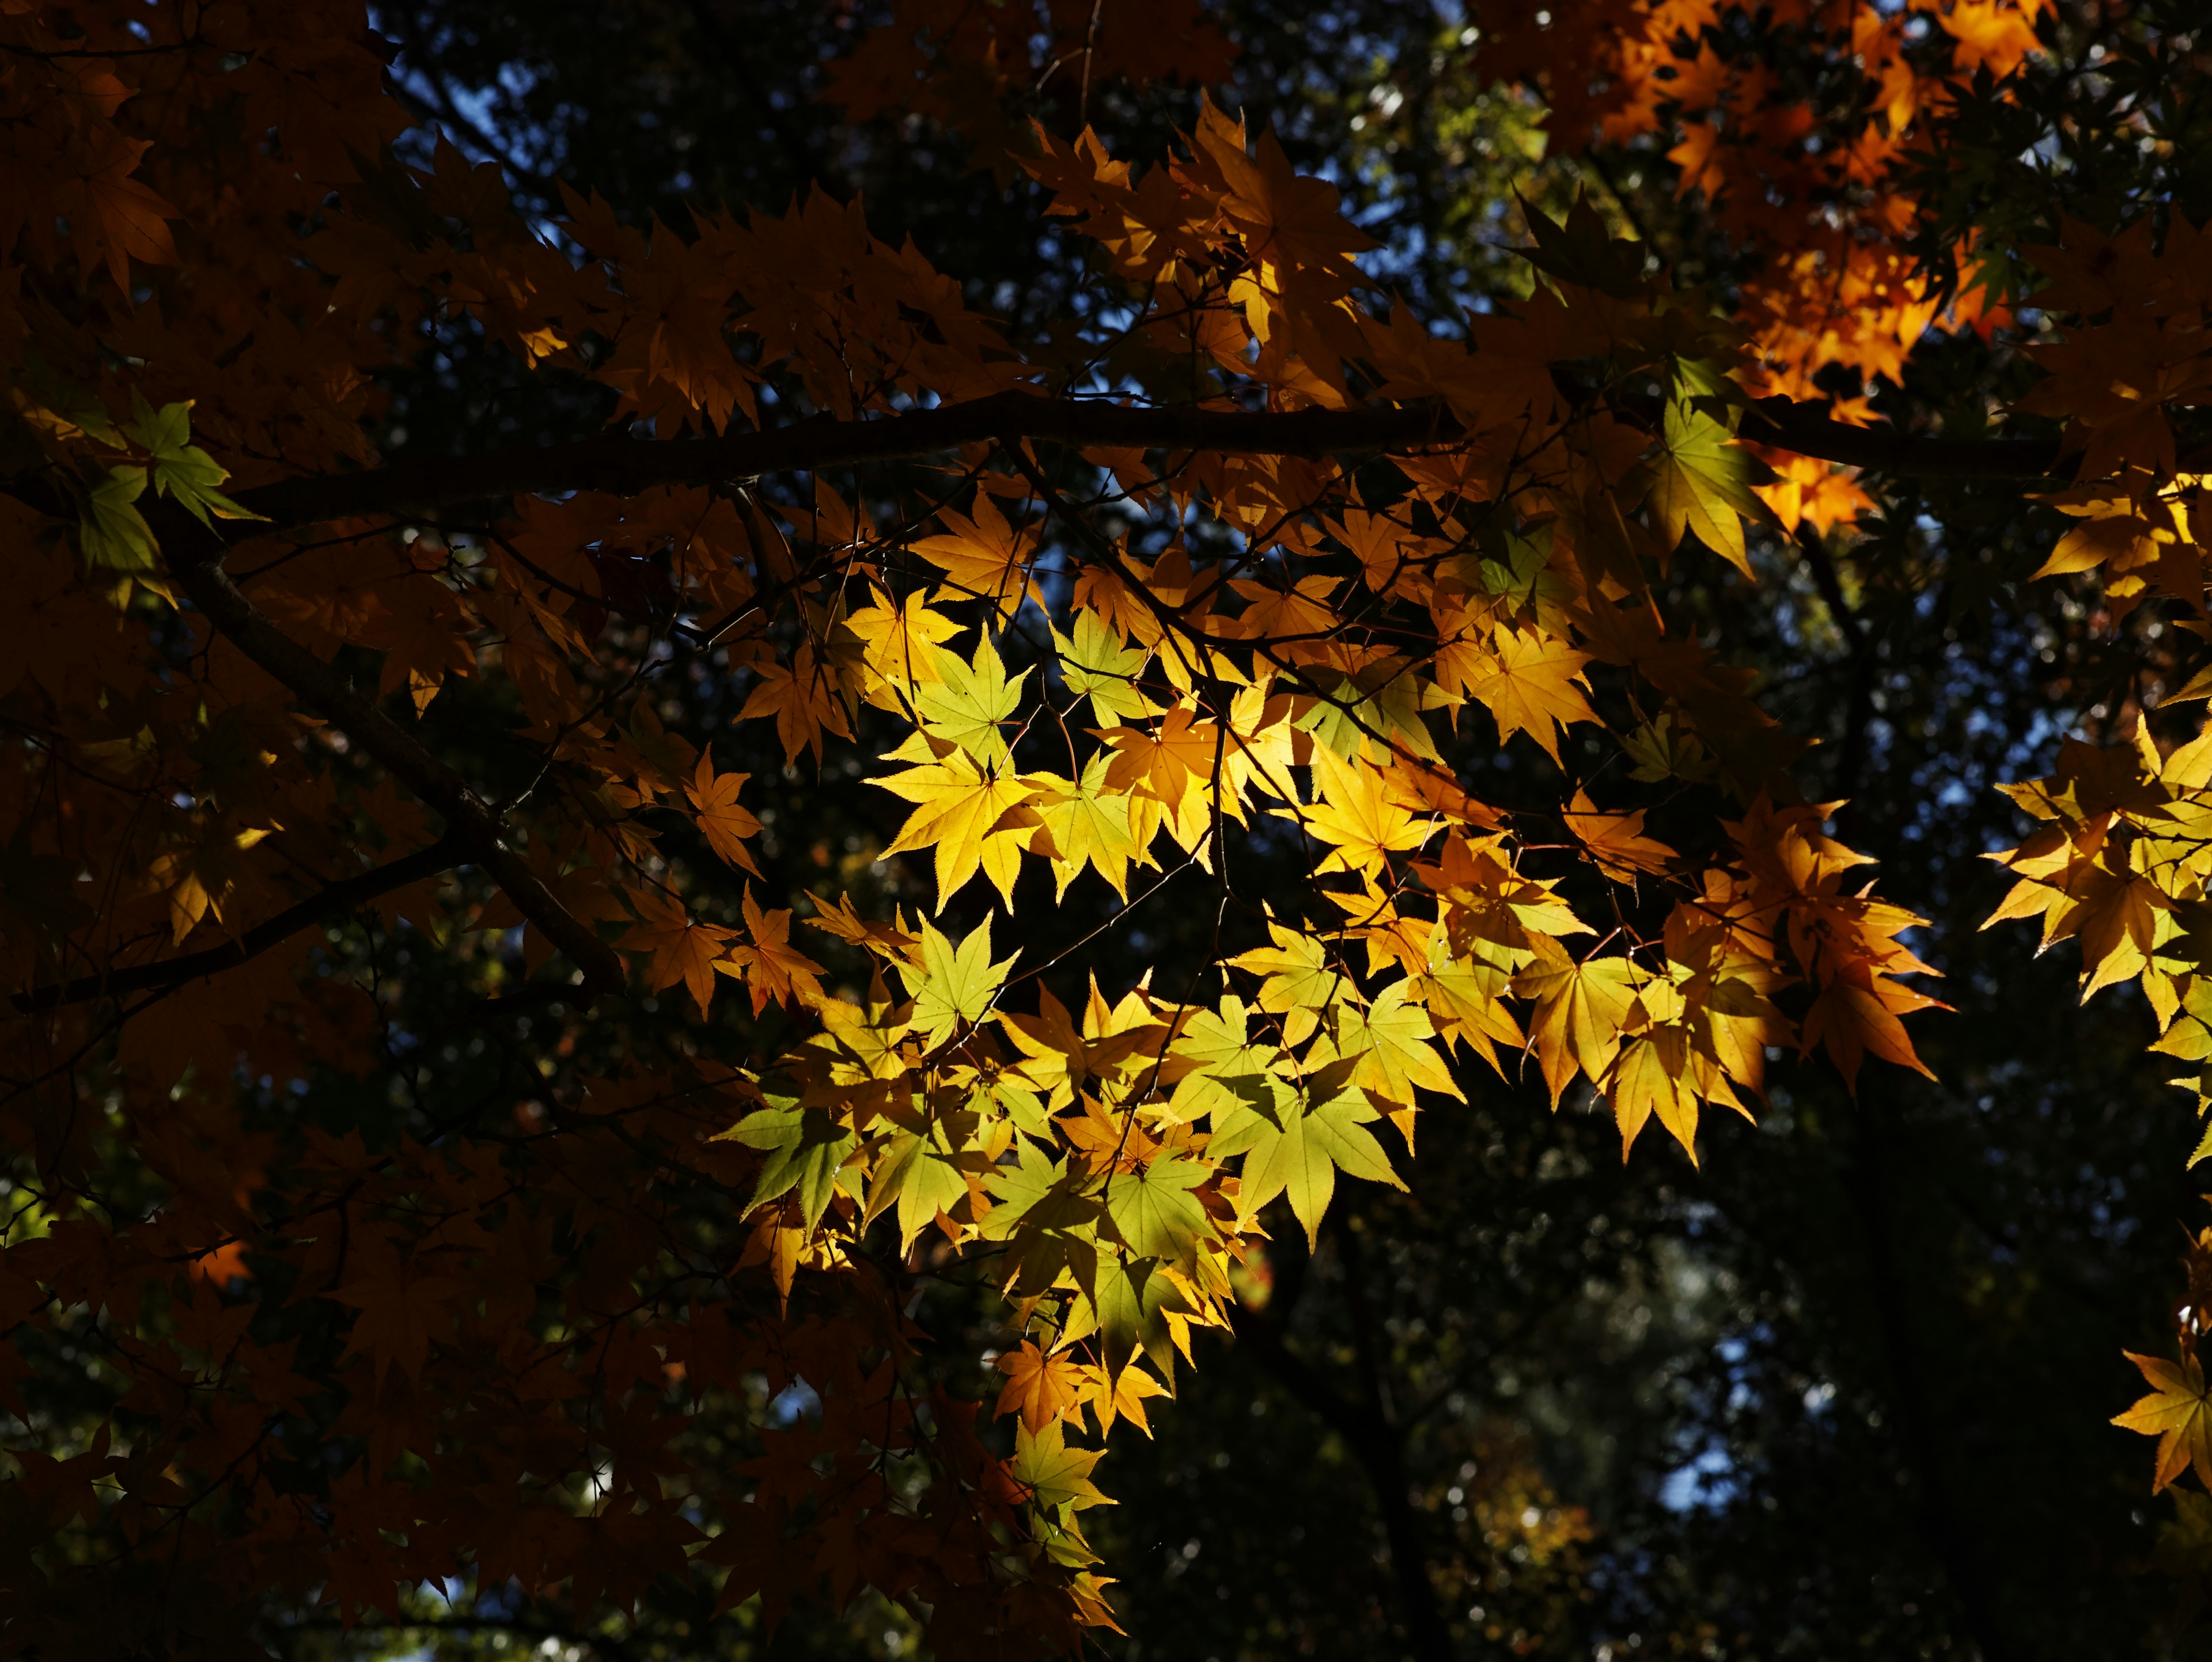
top-left (1563, 788), bottom-right (1675, 881)
top-left (1515, 939), bottom-right (1640, 1106)
top-left (1027, 755), bottom-right (1142, 898)
top-left (1290, 745), bottom-right (1434, 876)
top-left (876, 741), bottom-right (1042, 909)
top-left (1461, 628), bottom-right (1599, 763)
top-left (2114, 1350), bottom-right (2212, 1493)
top-left (910, 492), bottom-right (1037, 621)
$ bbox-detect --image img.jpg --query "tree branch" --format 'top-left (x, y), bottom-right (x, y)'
top-left (1231, 1235), bottom-right (1453, 1662)
top-left (12, 835), bottom-right (467, 1013)
top-left (196, 392), bottom-right (2063, 535)
top-left (163, 535), bottom-right (628, 997)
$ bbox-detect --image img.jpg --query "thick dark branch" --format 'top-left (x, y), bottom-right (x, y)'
top-left (209, 392), bottom-right (2063, 533)
top-left (164, 537), bottom-right (628, 997)
top-left (1740, 400), bottom-right (2059, 481)
top-left (13, 836), bottom-right (465, 1013)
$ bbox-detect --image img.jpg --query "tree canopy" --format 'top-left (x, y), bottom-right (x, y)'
top-left (4, 2), bottom-right (2212, 1659)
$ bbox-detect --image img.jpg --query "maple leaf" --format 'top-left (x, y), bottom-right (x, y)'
top-left (329, 1270), bottom-right (461, 1390)
top-left (876, 740), bottom-right (1043, 909)
top-left (1798, 976), bottom-right (1942, 1092)
top-left (898, 917), bottom-right (1018, 1048)
top-left (618, 891), bottom-right (734, 1015)
top-left (740, 642), bottom-right (854, 767)
top-left (846, 587), bottom-right (961, 709)
top-left (911, 493), bottom-right (1036, 620)
top-left (2115, 1351), bottom-right (2212, 1493)
top-left (1291, 745), bottom-right (1434, 876)
top-left (1462, 629), bottom-right (1600, 763)
top-left (1081, 1357), bottom-right (1171, 1437)
top-left (122, 394), bottom-right (261, 526)
top-left (912, 635), bottom-right (1027, 768)
top-left (1088, 1253), bottom-right (1195, 1383)
top-left (685, 754), bottom-right (763, 874)
top-left (1211, 1070), bottom-right (1404, 1246)
top-left (720, 1099), bottom-right (859, 1231)
top-left (1009, 1419), bottom-right (1113, 1517)
top-left (77, 466), bottom-right (158, 574)
top-left (1516, 940), bottom-right (1641, 1105)
top-left (1055, 610), bottom-right (1156, 723)
top-left (1637, 400), bottom-right (1776, 578)
top-left (1026, 755), bottom-right (1142, 899)
top-left (1607, 1029), bottom-right (1707, 1161)
top-left (718, 888), bottom-right (827, 1013)
top-left (1104, 1153), bottom-right (1211, 1270)
top-left (1228, 919), bottom-right (1349, 1013)
top-left (1317, 980), bottom-right (1465, 1114)
top-left (1563, 789), bottom-right (1675, 881)
top-left (997, 1341), bottom-right (1087, 1434)
top-left (1162, 994), bottom-right (1280, 1122)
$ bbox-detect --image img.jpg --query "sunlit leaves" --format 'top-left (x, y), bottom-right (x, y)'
top-left (7, 25), bottom-right (1998, 1646)
top-left (1104, 1154), bottom-right (1210, 1270)
top-left (2116, 1351), bottom-right (2212, 1493)
top-left (1461, 630), bottom-right (1599, 764)
top-left (1054, 610), bottom-right (1154, 723)
top-left (913, 635), bottom-right (1026, 768)
top-left (1210, 1070), bottom-right (1404, 1247)
top-left (1637, 400), bottom-right (1774, 578)
top-left (721, 1101), bottom-right (858, 1229)
top-left (123, 394), bottom-right (260, 527)
top-left (899, 918), bottom-right (1017, 1047)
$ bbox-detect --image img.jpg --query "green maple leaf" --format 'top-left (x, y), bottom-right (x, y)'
top-left (1291, 658), bottom-right (1441, 762)
top-left (869, 1120), bottom-right (975, 1250)
top-left (1163, 993), bottom-right (1281, 1123)
top-left (1637, 400), bottom-right (1776, 577)
top-left (913, 635), bottom-right (1025, 768)
top-left (1053, 611), bottom-right (1153, 723)
top-left (899, 917), bottom-right (1017, 1047)
top-left (1104, 1153), bottom-right (1211, 1270)
top-left (1089, 1254), bottom-right (1192, 1383)
top-left (1010, 1419), bottom-right (1112, 1516)
top-left (123, 393), bottom-right (262, 527)
top-left (981, 1137), bottom-right (1104, 1296)
top-left (1210, 1071), bottom-right (1404, 1247)
top-left (1310, 981), bottom-right (1465, 1112)
top-left (78, 465), bottom-right (158, 573)
top-left (721, 1100), bottom-right (858, 1229)
top-left (1027, 752), bottom-right (1140, 899)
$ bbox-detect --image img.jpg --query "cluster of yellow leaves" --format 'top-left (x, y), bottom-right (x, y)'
top-left (2012, 217), bottom-right (2212, 623)
top-left (1983, 219), bottom-right (2212, 1482)
top-left (1986, 721), bottom-right (2212, 1153)
top-left (1, 21), bottom-right (1962, 1646)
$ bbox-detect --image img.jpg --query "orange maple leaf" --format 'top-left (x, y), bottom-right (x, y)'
top-left (995, 1340), bottom-right (1087, 1434)
top-left (618, 891), bottom-right (736, 1015)
top-left (685, 754), bottom-right (764, 875)
top-left (717, 888), bottom-right (828, 1014)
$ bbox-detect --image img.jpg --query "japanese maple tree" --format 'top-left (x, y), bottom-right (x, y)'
top-left (2, 1), bottom-right (2208, 1657)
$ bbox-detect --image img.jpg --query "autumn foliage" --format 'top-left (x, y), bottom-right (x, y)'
top-left (0, 0), bottom-right (2206, 1655)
